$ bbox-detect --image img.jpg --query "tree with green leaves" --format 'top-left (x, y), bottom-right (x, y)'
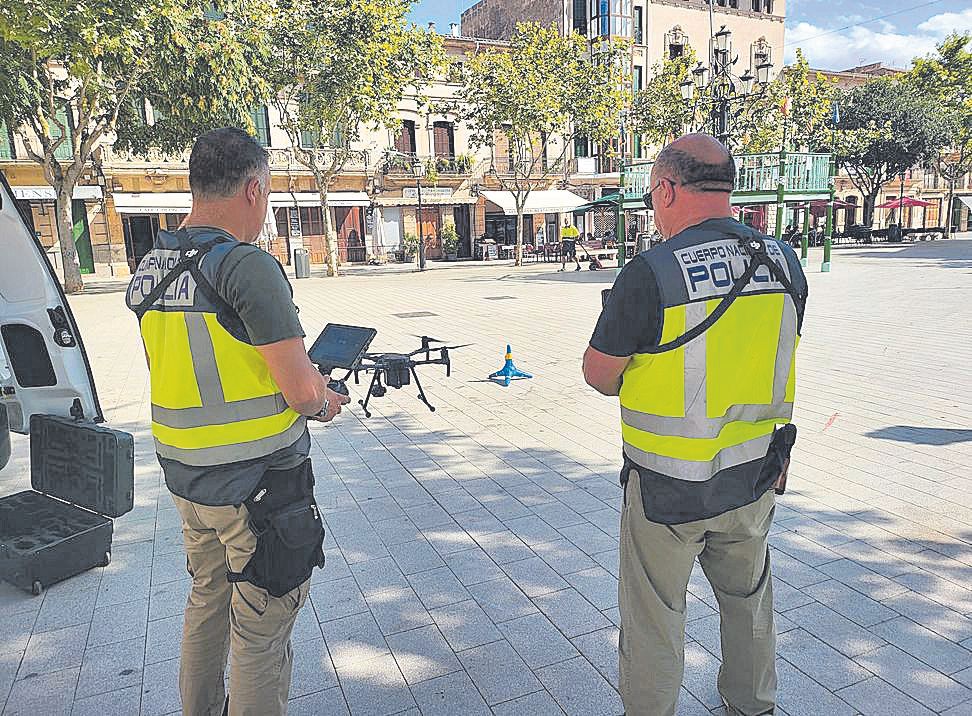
top-left (832, 76), bottom-right (949, 227)
top-left (454, 22), bottom-right (626, 266)
top-left (630, 50), bottom-right (697, 149)
top-left (0, 0), bottom-right (270, 293)
top-left (741, 49), bottom-right (836, 153)
top-left (263, 0), bottom-right (443, 277)
top-left (909, 33), bottom-right (972, 237)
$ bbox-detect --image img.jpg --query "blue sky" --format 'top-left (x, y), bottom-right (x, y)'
top-left (409, 0), bottom-right (972, 70)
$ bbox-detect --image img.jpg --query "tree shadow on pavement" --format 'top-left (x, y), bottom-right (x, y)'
top-left (865, 426), bottom-right (972, 446)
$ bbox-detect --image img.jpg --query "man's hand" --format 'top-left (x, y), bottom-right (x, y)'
top-left (583, 345), bottom-right (631, 396)
top-left (308, 385), bottom-right (352, 423)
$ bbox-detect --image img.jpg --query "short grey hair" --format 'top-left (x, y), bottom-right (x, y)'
top-left (654, 143), bottom-right (735, 193)
top-left (189, 127), bottom-right (270, 200)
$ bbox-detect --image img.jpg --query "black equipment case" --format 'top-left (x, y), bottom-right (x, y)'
top-left (0, 415), bottom-right (134, 595)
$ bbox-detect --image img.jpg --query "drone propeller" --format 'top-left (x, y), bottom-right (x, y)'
top-left (412, 335), bottom-right (444, 343)
top-left (440, 343), bottom-right (472, 350)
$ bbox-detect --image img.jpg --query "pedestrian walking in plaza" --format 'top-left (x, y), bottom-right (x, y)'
top-left (583, 134), bottom-right (808, 716)
top-left (560, 218), bottom-right (582, 271)
top-left (126, 128), bottom-right (348, 716)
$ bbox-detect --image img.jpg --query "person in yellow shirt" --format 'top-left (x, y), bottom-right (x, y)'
top-left (559, 219), bottom-right (581, 271)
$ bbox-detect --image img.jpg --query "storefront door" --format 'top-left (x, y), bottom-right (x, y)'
top-left (419, 207), bottom-right (440, 258)
top-left (123, 215), bottom-right (159, 273)
top-left (334, 206), bottom-right (366, 263)
top-left (453, 206), bottom-right (471, 258)
top-left (71, 200), bottom-right (95, 274)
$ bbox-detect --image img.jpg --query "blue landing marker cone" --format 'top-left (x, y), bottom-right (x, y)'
top-left (489, 344), bottom-right (533, 386)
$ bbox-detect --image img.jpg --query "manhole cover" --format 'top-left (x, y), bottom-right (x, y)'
top-left (393, 311), bottom-right (438, 318)
top-left (483, 296), bottom-right (516, 301)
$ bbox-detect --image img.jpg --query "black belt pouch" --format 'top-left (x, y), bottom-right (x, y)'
top-left (227, 458), bottom-right (326, 597)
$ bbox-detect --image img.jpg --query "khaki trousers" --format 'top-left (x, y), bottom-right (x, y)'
top-left (171, 494), bottom-right (310, 716)
top-left (618, 469), bottom-right (777, 716)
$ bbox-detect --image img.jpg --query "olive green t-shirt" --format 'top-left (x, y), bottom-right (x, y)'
top-left (159, 228), bottom-right (310, 506)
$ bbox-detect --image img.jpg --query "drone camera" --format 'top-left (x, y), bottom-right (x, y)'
top-left (385, 358), bottom-right (411, 389)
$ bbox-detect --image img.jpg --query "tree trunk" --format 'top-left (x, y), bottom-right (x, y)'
top-left (862, 187), bottom-right (880, 229)
top-left (514, 206), bottom-right (524, 267)
top-left (945, 178), bottom-right (956, 239)
top-left (54, 188), bottom-right (84, 294)
top-left (321, 197), bottom-right (340, 277)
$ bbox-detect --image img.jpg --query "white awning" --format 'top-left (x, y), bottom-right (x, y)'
top-left (375, 194), bottom-right (478, 207)
top-left (269, 191), bottom-right (370, 208)
top-left (12, 185), bottom-right (103, 201)
top-left (958, 195), bottom-right (972, 211)
top-left (112, 192), bottom-right (192, 215)
top-left (481, 189), bottom-right (586, 216)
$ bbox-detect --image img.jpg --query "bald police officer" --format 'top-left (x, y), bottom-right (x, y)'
top-left (583, 134), bottom-right (808, 716)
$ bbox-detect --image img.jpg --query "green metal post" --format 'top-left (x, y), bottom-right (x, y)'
top-left (774, 146), bottom-right (787, 241)
top-left (822, 154), bottom-right (835, 272)
top-left (800, 201), bottom-right (810, 267)
top-left (616, 126), bottom-right (627, 276)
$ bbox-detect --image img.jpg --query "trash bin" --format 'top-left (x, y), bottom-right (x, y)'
top-left (294, 249), bottom-right (310, 279)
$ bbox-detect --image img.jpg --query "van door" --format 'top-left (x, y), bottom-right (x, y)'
top-left (0, 171), bottom-right (102, 436)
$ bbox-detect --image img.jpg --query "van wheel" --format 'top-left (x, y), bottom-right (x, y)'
top-left (31, 580), bottom-right (42, 596)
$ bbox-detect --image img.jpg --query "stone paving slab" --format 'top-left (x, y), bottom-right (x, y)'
top-left (1, 242), bottom-right (972, 714)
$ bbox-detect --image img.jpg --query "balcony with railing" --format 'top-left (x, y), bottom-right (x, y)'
top-left (621, 152), bottom-right (833, 206)
top-left (382, 151), bottom-right (475, 177)
top-left (490, 155), bottom-right (561, 177)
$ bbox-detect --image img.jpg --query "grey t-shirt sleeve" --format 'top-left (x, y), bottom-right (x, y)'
top-left (589, 257), bottom-right (662, 357)
top-left (217, 247), bottom-right (304, 345)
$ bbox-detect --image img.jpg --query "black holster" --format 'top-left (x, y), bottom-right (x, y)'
top-left (226, 458), bottom-right (326, 597)
top-left (767, 423), bottom-right (797, 495)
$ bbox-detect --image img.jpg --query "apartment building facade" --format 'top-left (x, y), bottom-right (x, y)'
top-left (1, 32), bottom-right (566, 277)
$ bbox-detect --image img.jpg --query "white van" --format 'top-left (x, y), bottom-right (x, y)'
top-left (0, 170), bottom-right (133, 595)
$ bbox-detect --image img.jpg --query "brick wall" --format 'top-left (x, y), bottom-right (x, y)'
top-left (461, 0), bottom-right (563, 40)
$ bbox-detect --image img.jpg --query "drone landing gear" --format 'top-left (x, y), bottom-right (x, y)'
top-left (358, 364), bottom-right (437, 418)
top-left (410, 364), bottom-right (436, 413)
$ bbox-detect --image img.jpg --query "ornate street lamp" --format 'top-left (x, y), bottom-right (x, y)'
top-left (681, 25), bottom-right (773, 145)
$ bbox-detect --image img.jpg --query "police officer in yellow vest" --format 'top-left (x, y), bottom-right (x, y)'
top-left (127, 128), bottom-right (348, 716)
top-left (583, 135), bottom-right (807, 716)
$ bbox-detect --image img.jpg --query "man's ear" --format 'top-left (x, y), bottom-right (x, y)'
top-left (661, 180), bottom-right (678, 209)
top-left (245, 177), bottom-right (262, 205)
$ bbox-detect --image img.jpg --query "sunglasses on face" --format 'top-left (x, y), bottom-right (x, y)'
top-left (643, 178), bottom-right (733, 210)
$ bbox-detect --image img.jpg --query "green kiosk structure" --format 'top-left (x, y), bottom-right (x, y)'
top-left (576, 150), bottom-right (836, 273)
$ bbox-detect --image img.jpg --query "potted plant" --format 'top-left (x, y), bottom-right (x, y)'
top-left (441, 224), bottom-right (459, 261)
top-left (424, 159), bottom-right (439, 186)
top-left (455, 153), bottom-right (474, 173)
top-left (402, 233), bottom-right (419, 263)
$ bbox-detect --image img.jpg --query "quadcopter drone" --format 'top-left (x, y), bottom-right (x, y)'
top-left (308, 324), bottom-right (467, 418)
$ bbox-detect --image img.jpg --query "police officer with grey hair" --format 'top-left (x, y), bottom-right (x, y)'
top-left (583, 134), bottom-right (808, 716)
top-left (127, 127), bottom-right (348, 715)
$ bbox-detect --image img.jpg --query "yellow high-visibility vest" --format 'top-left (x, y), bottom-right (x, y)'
top-left (618, 220), bottom-right (805, 522)
top-left (127, 230), bottom-right (304, 467)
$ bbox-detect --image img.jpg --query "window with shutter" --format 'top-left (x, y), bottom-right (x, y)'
top-left (51, 106), bottom-right (73, 161)
top-left (249, 105), bottom-right (271, 146)
top-left (433, 121), bottom-right (454, 158)
top-left (0, 122), bottom-right (13, 160)
top-left (395, 120), bottom-right (416, 154)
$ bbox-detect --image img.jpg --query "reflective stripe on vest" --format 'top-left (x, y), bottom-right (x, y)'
top-left (134, 245), bottom-right (303, 467)
top-left (619, 291), bottom-right (798, 482)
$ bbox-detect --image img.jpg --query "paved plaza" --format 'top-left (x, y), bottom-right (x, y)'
top-left (2, 240), bottom-right (972, 715)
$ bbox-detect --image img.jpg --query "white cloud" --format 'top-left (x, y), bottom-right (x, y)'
top-left (786, 8), bottom-right (972, 70)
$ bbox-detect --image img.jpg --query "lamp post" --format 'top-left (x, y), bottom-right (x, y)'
top-left (616, 113), bottom-right (627, 275)
top-left (413, 156), bottom-right (426, 271)
top-left (680, 26), bottom-right (773, 146)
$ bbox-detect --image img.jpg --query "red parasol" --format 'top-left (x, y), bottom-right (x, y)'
top-left (875, 196), bottom-right (933, 209)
